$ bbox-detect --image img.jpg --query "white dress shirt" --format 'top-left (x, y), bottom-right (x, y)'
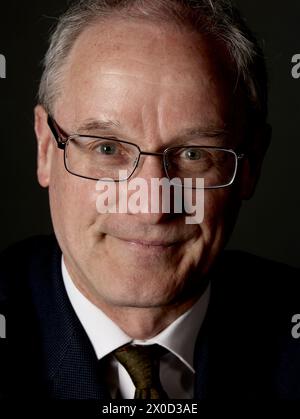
top-left (62, 257), bottom-right (210, 399)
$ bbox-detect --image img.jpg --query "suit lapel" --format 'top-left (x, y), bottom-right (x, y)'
top-left (28, 238), bottom-right (110, 399)
top-left (193, 255), bottom-right (276, 399)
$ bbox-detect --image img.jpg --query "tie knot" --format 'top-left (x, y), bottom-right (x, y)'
top-left (114, 344), bottom-right (168, 399)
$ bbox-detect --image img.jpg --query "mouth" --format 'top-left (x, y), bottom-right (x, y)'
top-left (115, 236), bottom-right (183, 250)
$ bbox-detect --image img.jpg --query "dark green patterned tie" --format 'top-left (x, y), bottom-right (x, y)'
top-left (114, 344), bottom-right (168, 399)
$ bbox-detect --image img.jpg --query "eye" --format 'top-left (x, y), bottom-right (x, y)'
top-left (183, 148), bottom-right (204, 160)
top-left (97, 143), bottom-right (117, 155)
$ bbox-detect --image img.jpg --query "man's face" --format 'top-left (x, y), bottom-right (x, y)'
top-left (35, 19), bottom-right (251, 311)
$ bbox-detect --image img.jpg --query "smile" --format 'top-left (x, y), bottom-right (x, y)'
top-left (115, 236), bottom-right (182, 250)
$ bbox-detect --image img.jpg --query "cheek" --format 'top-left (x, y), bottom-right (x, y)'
top-left (202, 188), bottom-right (241, 245)
top-left (204, 189), bottom-right (228, 218)
top-left (49, 153), bottom-right (99, 237)
top-left (180, 189), bottom-right (238, 277)
top-left (200, 189), bottom-right (235, 244)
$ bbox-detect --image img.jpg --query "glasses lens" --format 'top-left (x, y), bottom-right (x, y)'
top-left (165, 147), bottom-right (237, 188)
top-left (65, 136), bottom-right (139, 180)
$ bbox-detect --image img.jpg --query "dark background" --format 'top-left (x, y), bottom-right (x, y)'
top-left (0, 1), bottom-right (299, 267)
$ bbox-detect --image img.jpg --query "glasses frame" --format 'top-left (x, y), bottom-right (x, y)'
top-left (47, 115), bottom-right (245, 189)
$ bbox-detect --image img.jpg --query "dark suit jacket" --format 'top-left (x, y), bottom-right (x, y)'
top-left (0, 235), bottom-right (299, 400)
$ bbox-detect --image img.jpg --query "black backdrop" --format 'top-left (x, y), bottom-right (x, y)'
top-left (0, 0), bottom-right (299, 267)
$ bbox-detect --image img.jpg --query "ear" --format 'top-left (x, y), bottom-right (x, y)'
top-left (239, 123), bottom-right (272, 200)
top-left (34, 105), bottom-right (55, 187)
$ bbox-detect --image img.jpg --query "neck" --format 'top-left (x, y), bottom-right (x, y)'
top-left (92, 298), bottom-right (199, 340)
top-left (63, 256), bottom-right (210, 340)
top-left (72, 277), bottom-right (201, 339)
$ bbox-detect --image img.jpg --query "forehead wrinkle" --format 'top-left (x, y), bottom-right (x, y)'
top-left (100, 70), bottom-right (201, 88)
top-left (101, 71), bottom-right (165, 87)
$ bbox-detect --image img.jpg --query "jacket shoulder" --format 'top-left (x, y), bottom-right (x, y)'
top-left (0, 235), bottom-right (59, 302)
top-left (221, 249), bottom-right (299, 282)
top-left (214, 249), bottom-right (300, 311)
top-left (222, 249), bottom-right (299, 272)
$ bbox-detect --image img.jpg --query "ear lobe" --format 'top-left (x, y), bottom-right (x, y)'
top-left (239, 123), bottom-right (272, 200)
top-left (34, 105), bottom-right (54, 187)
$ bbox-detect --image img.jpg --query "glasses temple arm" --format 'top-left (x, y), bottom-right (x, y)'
top-left (47, 115), bottom-right (68, 149)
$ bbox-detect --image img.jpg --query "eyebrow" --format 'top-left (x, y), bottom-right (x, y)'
top-left (75, 118), bottom-right (229, 143)
top-left (175, 126), bottom-right (229, 140)
top-left (76, 118), bottom-right (121, 132)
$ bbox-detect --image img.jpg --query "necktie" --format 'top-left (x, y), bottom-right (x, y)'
top-left (114, 344), bottom-right (168, 399)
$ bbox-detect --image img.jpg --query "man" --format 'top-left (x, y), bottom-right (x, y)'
top-left (0, 0), bottom-right (299, 400)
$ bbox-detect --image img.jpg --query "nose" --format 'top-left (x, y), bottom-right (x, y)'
top-left (134, 152), bottom-right (165, 180)
top-left (126, 153), bottom-right (181, 223)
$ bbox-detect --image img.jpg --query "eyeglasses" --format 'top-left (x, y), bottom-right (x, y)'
top-left (47, 115), bottom-right (245, 189)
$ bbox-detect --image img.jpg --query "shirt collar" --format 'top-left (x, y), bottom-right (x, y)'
top-left (62, 256), bottom-right (210, 373)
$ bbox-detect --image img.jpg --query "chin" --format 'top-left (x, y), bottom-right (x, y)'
top-left (105, 270), bottom-right (187, 306)
top-left (103, 292), bottom-right (174, 309)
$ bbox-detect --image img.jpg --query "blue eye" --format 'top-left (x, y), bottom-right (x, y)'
top-left (98, 143), bottom-right (117, 155)
top-left (184, 149), bottom-right (203, 160)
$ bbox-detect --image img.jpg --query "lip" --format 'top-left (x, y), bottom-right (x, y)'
top-left (116, 237), bottom-right (181, 248)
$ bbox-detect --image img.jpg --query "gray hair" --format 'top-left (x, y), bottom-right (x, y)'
top-left (38, 0), bottom-right (268, 125)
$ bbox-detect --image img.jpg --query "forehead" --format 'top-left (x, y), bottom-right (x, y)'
top-left (57, 18), bottom-right (241, 137)
top-left (65, 18), bottom-right (233, 86)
